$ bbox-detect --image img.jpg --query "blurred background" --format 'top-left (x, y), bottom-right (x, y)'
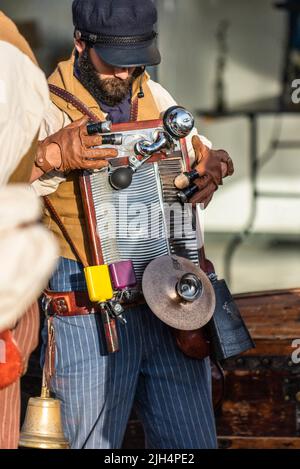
top-left (1, 0), bottom-right (299, 293)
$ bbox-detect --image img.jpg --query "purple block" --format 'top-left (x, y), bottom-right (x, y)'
top-left (109, 261), bottom-right (137, 290)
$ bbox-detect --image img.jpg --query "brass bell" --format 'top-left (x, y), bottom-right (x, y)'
top-left (19, 382), bottom-right (69, 449)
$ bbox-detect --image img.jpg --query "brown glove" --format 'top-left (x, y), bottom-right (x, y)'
top-left (190, 174), bottom-right (217, 208)
top-left (190, 135), bottom-right (234, 207)
top-left (193, 135), bottom-right (234, 182)
top-left (35, 116), bottom-right (118, 173)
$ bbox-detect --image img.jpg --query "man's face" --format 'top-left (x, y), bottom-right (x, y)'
top-left (75, 40), bottom-right (138, 106)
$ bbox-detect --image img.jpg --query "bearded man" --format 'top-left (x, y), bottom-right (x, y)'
top-left (30, 0), bottom-right (234, 449)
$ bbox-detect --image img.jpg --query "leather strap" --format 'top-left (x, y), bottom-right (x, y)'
top-left (44, 289), bottom-right (145, 316)
top-left (49, 84), bottom-right (99, 123)
top-left (130, 97), bottom-right (139, 122)
top-left (44, 289), bottom-right (99, 316)
top-left (45, 85), bottom-right (139, 267)
top-left (49, 84), bottom-right (139, 124)
top-left (45, 89), bottom-right (96, 267)
top-left (43, 195), bottom-right (88, 268)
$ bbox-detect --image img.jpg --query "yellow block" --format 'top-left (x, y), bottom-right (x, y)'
top-left (84, 265), bottom-right (114, 303)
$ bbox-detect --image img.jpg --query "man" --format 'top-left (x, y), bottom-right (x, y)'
top-left (31, 0), bottom-right (234, 449)
top-left (0, 11), bottom-right (58, 448)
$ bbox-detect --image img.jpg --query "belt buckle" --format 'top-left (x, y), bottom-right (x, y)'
top-left (42, 294), bottom-right (53, 318)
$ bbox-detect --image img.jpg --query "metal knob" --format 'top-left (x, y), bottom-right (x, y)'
top-left (109, 166), bottom-right (134, 190)
top-left (163, 106), bottom-right (194, 140)
top-left (87, 120), bottom-right (112, 135)
top-left (176, 273), bottom-right (203, 302)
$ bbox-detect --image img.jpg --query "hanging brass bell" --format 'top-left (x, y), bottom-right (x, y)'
top-left (19, 385), bottom-right (70, 449)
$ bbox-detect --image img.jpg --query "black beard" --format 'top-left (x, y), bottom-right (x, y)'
top-left (77, 48), bottom-right (135, 107)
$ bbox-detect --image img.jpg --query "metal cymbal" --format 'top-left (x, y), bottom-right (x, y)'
top-left (142, 255), bottom-right (216, 330)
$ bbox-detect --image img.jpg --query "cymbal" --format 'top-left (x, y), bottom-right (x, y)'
top-left (142, 255), bottom-right (216, 330)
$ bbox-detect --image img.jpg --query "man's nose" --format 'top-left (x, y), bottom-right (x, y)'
top-left (114, 68), bottom-right (129, 80)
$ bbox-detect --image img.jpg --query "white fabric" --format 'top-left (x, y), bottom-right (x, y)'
top-left (0, 41), bottom-right (49, 186)
top-left (0, 42), bottom-right (58, 332)
top-left (32, 78), bottom-right (212, 196)
top-left (0, 187), bottom-right (58, 332)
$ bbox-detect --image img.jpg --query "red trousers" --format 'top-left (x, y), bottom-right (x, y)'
top-left (0, 303), bottom-right (39, 449)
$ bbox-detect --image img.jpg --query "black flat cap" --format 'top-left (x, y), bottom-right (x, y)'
top-left (72, 0), bottom-right (161, 67)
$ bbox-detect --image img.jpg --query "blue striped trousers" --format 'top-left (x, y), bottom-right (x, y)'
top-left (46, 258), bottom-right (217, 449)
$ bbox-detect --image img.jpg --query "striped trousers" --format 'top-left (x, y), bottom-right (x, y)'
top-left (0, 303), bottom-right (40, 449)
top-left (47, 258), bottom-right (217, 449)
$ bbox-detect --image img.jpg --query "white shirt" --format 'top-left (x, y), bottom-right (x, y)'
top-left (0, 41), bottom-right (49, 185)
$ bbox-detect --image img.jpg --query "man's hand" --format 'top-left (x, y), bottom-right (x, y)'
top-left (190, 135), bottom-right (234, 207)
top-left (34, 116), bottom-right (118, 175)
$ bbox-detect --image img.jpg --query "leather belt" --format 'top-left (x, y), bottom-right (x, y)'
top-left (43, 290), bottom-right (146, 317)
top-left (44, 290), bottom-right (99, 317)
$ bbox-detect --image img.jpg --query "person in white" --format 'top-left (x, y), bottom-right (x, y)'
top-left (0, 24), bottom-right (58, 448)
top-left (0, 40), bottom-right (58, 333)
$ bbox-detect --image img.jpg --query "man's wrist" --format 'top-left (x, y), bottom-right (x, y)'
top-left (46, 143), bottom-right (62, 170)
top-left (35, 142), bottom-right (62, 173)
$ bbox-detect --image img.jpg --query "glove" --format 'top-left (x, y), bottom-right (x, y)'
top-left (190, 174), bottom-right (217, 208)
top-left (190, 135), bottom-right (234, 207)
top-left (35, 116), bottom-right (118, 173)
top-left (193, 135), bottom-right (234, 183)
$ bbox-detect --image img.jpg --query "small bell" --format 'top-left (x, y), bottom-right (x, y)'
top-left (19, 371), bottom-right (69, 449)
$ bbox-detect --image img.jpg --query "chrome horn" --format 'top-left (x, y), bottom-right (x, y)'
top-left (135, 130), bottom-right (173, 159)
top-left (163, 106), bottom-right (194, 139)
top-left (109, 106), bottom-right (195, 191)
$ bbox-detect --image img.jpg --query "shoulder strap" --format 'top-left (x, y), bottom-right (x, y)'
top-left (46, 85), bottom-right (97, 268)
top-left (43, 195), bottom-right (88, 268)
top-left (49, 84), bottom-right (139, 123)
top-left (49, 84), bottom-right (99, 123)
top-left (130, 97), bottom-right (139, 122)
top-left (45, 85), bottom-right (139, 267)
